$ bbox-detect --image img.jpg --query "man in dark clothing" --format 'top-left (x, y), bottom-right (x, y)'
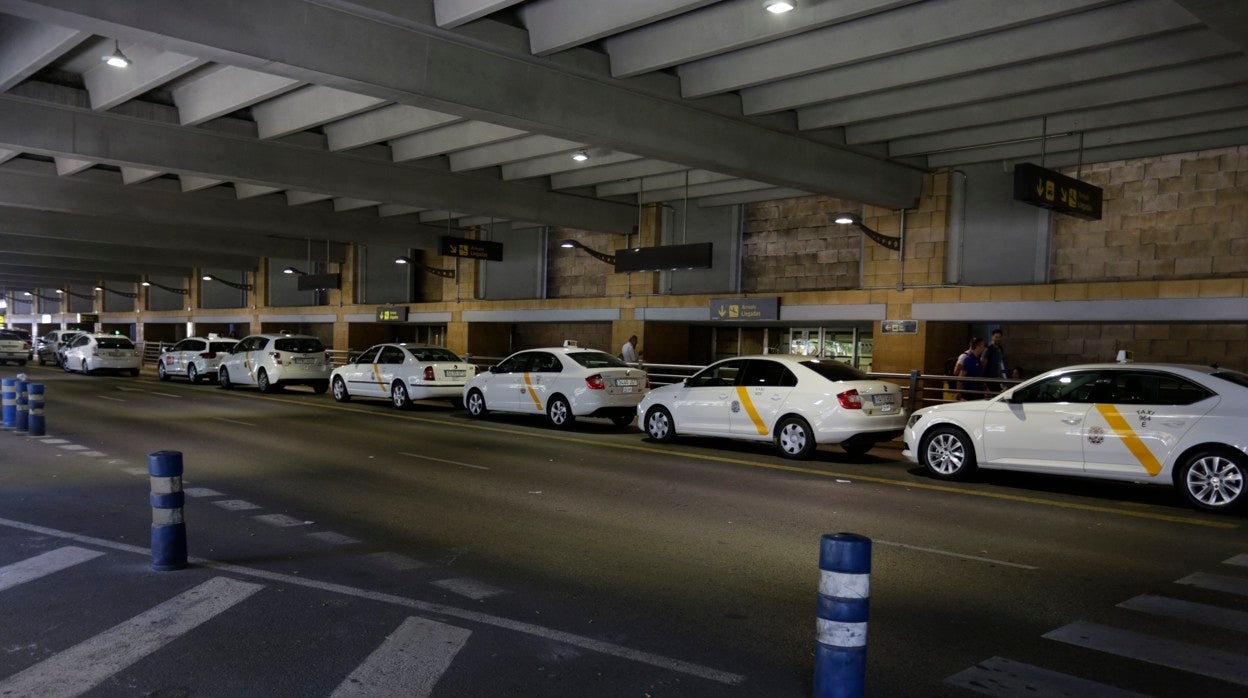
top-left (955, 337), bottom-right (987, 399)
top-left (983, 328), bottom-right (1007, 380)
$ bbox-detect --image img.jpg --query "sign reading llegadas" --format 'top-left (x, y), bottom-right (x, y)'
top-left (709, 297), bottom-right (779, 321)
top-left (440, 236), bottom-right (503, 261)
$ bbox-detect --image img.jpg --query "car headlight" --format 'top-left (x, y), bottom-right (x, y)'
top-left (907, 413), bottom-right (923, 429)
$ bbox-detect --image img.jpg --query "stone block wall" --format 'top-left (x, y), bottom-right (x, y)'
top-left (1000, 322), bottom-right (1248, 376)
top-left (741, 194), bottom-right (862, 292)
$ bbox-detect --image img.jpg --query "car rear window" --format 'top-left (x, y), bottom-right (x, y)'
top-left (567, 351), bottom-right (628, 369)
top-left (210, 341), bottom-right (237, 353)
top-left (797, 360), bottom-right (869, 382)
top-left (274, 337), bottom-right (325, 353)
top-left (1209, 369), bottom-right (1248, 390)
top-left (409, 347), bottom-right (462, 362)
top-left (0, 331), bottom-right (21, 340)
top-left (97, 338), bottom-right (135, 349)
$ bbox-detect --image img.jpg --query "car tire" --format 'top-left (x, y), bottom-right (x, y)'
top-left (257, 369), bottom-right (273, 393)
top-left (610, 414), bottom-right (633, 427)
top-left (17, 359), bottom-right (25, 366)
top-left (311, 381), bottom-right (328, 395)
top-left (81, 359), bottom-right (90, 375)
top-left (218, 367), bottom-right (233, 390)
top-left (38, 356), bottom-right (46, 366)
top-left (129, 368), bottom-right (140, 377)
top-left (1178, 448), bottom-right (1245, 512)
top-left (920, 426), bottom-right (977, 481)
top-left (332, 376), bottom-right (350, 402)
top-left (775, 416), bottom-right (817, 460)
top-left (841, 439), bottom-right (874, 456)
top-left (645, 407), bottom-right (676, 443)
top-left (546, 395), bottom-right (575, 429)
top-left (63, 358), bottom-right (72, 373)
top-left (391, 381), bottom-right (411, 409)
top-left (466, 389), bottom-right (488, 418)
top-left (158, 362), bottom-right (170, 381)
top-left (188, 364), bottom-right (200, 384)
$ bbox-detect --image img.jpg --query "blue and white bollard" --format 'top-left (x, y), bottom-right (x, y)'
top-left (814, 532), bottom-right (871, 698)
top-left (14, 378), bottom-right (27, 433)
top-left (149, 450), bottom-right (188, 571)
top-left (26, 383), bottom-right (44, 437)
top-left (1, 378), bottom-right (14, 430)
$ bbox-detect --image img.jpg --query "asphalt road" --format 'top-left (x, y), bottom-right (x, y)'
top-left (2, 364), bottom-right (1245, 697)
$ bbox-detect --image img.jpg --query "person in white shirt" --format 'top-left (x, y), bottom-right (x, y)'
top-left (620, 334), bottom-right (640, 363)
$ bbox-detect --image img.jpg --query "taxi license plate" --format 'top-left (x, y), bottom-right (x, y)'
top-left (445, 370), bottom-right (467, 377)
top-left (294, 357), bottom-right (317, 365)
top-left (108, 351), bottom-right (126, 357)
top-left (615, 378), bottom-right (639, 386)
top-left (872, 394), bottom-right (896, 413)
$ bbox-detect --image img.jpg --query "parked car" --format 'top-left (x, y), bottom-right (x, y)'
top-left (331, 343), bottom-right (472, 408)
top-left (463, 343), bottom-right (647, 428)
top-left (903, 362), bottom-right (1248, 512)
top-left (157, 335), bottom-right (238, 383)
top-left (637, 355), bottom-right (906, 459)
top-left (36, 329), bottom-right (83, 366)
top-left (0, 329), bottom-right (31, 366)
top-left (216, 333), bottom-right (331, 393)
top-left (61, 333), bottom-right (141, 376)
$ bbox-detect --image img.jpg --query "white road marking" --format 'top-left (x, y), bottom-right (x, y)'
top-left (253, 514), bottom-right (311, 528)
top-left (1225, 553), bottom-right (1248, 568)
top-left (148, 391), bottom-right (181, 398)
top-left (212, 416), bottom-right (255, 427)
top-left (398, 452), bottom-right (490, 471)
top-left (80, 451), bottom-right (107, 458)
top-left (0, 516), bottom-right (747, 686)
top-left (1177, 571), bottom-right (1248, 597)
top-left (58, 444), bottom-right (89, 451)
top-left (432, 577), bottom-right (508, 601)
top-left (121, 467), bottom-right (148, 476)
top-left (95, 396), bottom-right (125, 402)
top-left (365, 552), bottom-right (428, 571)
top-left (0, 577), bottom-right (262, 698)
top-left (308, 531), bottom-right (361, 546)
top-left (1044, 620), bottom-right (1248, 686)
top-left (184, 487), bottom-right (224, 498)
top-left (213, 499), bottom-right (261, 511)
top-left (39, 438), bottom-right (69, 445)
top-left (945, 656), bottom-right (1149, 697)
top-left (1119, 594), bottom-right (1248, 634)
top-left (874, 539), bottom-right (1038, 570)
top-left (329, 616), bottom-right (471, 698)
top-left (0, 547), bottom-right (104, 593)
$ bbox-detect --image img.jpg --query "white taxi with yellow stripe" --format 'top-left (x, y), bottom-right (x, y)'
top-left (463, 344), bottom-right (648, 428)
top-left (904, 362), bottom-right (1248, 512)
top-left (637, 355), bottom-right (906, 459)
top-left (331, 343), bottom-right (472, 409)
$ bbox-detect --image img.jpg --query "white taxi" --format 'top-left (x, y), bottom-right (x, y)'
top-left (157, 335), bottom-right (238, 384)
top-left (463, 343), bottom-right (648, 428)
top-left (331, 343), bottom-right (472, 409)
top-left (61, 333), bottom-right (141, 376)
top-left (904, 362), bottom-right (1248, 512)
top-left (216, 333), bottom-right (332, 394)
top-left (637, 355), bottom-right (906, 459)
top-left (0, 329), bottom-right (30, 366)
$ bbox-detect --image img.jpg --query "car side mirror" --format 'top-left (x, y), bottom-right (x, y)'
top-left (1008, 392), bottom-right (1025, 404)
top-left (160, 347), bottom-right (170, 354)
top-left (489, 365), bottom-right (500, 374)
top-left (683, 377), bottom-right (692, 386)
top-left (348, 353), bottom-right (360, 364)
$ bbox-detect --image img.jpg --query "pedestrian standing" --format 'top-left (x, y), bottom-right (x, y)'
top-left (620, 334), bottom-right (640, 363)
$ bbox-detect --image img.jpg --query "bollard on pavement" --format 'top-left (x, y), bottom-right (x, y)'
top-left (149, 450), bottom-right (188, 571)
top-left (26, 383), bottom-right (45, 437)
top-left (1, 378), bottom-right (14, 429)
top-left (814, 532), bottom-right (871, 698)
top-left (14, 378), bottom-right (27, 433)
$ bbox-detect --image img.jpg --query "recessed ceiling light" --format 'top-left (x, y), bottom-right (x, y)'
top-left (764, 0), bottom-right (796, 14)
top-left (571, 150), bottom-right (589, 162)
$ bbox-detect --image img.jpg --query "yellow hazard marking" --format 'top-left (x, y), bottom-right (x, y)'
top-left (523, 372), bottom-right (543, 411)
top-left (1095, 404), bottom-right (1163, 477)
top-left (372, 364), bottom-right (386, 390)
top-left (735, 386), bottom-right (767, 435)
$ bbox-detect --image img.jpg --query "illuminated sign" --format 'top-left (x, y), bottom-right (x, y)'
top-left (77, 313), bottom-right (99, 323)
top-left (1013, 163), bottom-right (1102, 220)
top-left (709, 297), bottom-right (779, 321)
top-left (440, 236), bottom-right (503, 261)
top-left (375, 307), bottom-right (408, 322)
top-left (880, 320), bottom-right (917, 334)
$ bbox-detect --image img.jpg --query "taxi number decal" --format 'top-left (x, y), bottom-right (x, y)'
top-left (734, 386), bottom-right (768, 435)
top-left (523, 373), bottom-right (543, 411)
top-left (1094, 404), bottom-right (1163, 477)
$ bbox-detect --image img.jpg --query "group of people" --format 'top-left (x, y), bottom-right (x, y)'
top-left (947, 329), bottom-right (1021, 400)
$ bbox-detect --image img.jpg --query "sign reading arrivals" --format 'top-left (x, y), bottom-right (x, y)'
top-left (376, 306), bottom-right (408, 322)
top-left (440, 236), bottom-right (503, 261)
top-left (709, 297), bottom-right (779, 321)
top-left (1012, 163), bottom-right (1102, 220)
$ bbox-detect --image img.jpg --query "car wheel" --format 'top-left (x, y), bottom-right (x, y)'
top-left (466, 389), bottom-right (488, 418)
top-left (257, 369), bottom-right (273, 393)
top-left (129, 368), bottom-right (140, 377)
top-left (157, 362), bottom-right (170, 381)
top-left (391, 381), bottom-right (411, 409)
top-left (81, 359), bottom-right (90, 375)
top-left (645, 407), bottom-right (676, 443)
top-left (610, 414), bottom-right (633, 427)
top-left (218, 367), bottom-right (233, 390)
top-left (38, 356), bottom-right (46, 366)
top-left (17, 359), bottom-right (25, 366)
top-left (311, 381), bottom-right (328, 395)
top-left (332, 376), bottom-right (350, 402)
top-left (920, 426), bottom-right (977, 481)
top-left (546, 395), bottom-right (575, 429)
top-left (187, 364), bottom-right (200, 384)
top-left (775, 416), bottom-right (817, 460)
top-left (841, 439), bottom-right (874, 456)
top-left (1179, 448), bottom-right (1245, 512)
top-left (63, 358), bottom-right (72, 373)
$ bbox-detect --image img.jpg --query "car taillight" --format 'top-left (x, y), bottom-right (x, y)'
top-left (325, 351), bottom-right (332, 364)
top-left (586, 374), bottom-right (606, 390)
top-left (837, 389), bottom-right (863, 409)
top-left (271, 351), bottom-right (282, 363)
top-left (423, 366), bottom-right (435, 381)
top-left (200, 352), bottom-right (215, 359)
top-left (645, 375), bottom-right (651, 389)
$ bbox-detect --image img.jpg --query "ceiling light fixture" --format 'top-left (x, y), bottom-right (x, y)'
top-left (394, 255), bottom-right (455, 279)
top-left (103, 40), bottom-right (131, 68)
top-left (202, 274), bottom-right (253, 290)
top-left (559, 239), bottom-right (616, 265)
top-left (142, 278), bottom-right (189, 295)
top-left (764, 0), bottom-right (796, 14)
top-left (281, 266), bottom-right (306, 275)
top-left (571, 150), bottom-right (589, 162)
top-left (833, 212), bottom-right (901, 251)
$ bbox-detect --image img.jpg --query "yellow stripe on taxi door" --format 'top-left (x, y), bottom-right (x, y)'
top-left (523, 372), bottom-right (543, 410)
top-left (372, 364), bottom-right (386, 390)
top-left (735, 386), bottom-right (768, 435)
top-left (1094, 404), bottom-right (1164, 476)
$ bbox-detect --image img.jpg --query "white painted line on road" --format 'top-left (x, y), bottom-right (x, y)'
top-left (39, 438), bottom-right (69, 445)
top-left (95, 395), bottom-right (125, 402)
top-left (80, 451), bottom-right (107, 458)
top-left (365, 552), bottom-right (428, 571)
top-left (329, 616), bottom-right (471, 698)
top-left (0, 547), bottom-right (104, 593)
top-left (115, 387), bottom-right (145, 392)
top-left (253, 514), bottom-right (311, 528)
top-left (0, 576), bottom-right (263, 698)
top-left (1177, 571), bottom-right (1248, 597)
top-left (58, 444), bottom-right (89, 451)
top-left (945, 656), bottom-right (1149, 697)
top-left (398, 452), bottom-right (490, 470)
top-left (874, 539), bottom-right (1038, 570)
top-left (0, 516), bottom-right (747, 686)
top-left (432, 577), bottom-right (508, 601)
top-left (1044, 620), bottom-right (1248, 686)
top-left (308, 531), bottom-right (361, 546)
top-left (1119, 594), bottom-right (1248, 634)
top-left (121, 467), bottom-right (148, 476)
top-left (1225, 553), bottom-right (1248, 568)
top-left (184, 487), bottom-right (224, 498)
top-left (148, 391), bottom-right (182, 398)
top-left (213, 499), bottom-right (261, 511)
top-left (212, 416), bottom-right (255, 427)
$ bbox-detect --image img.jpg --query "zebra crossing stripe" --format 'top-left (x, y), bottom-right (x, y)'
top-left (0, 576), bottom-right (263, 698)
top-left (945, 656), bottom-right (1149, 697)
top-left (1225, 554), bottom-right (1248, 568)
top-left (1119, 594), bottom-right (1248, 634)
top-left (0, 547), bottom-right (104, 593)
top-left (1177, 571), bottom-right (1248, 597)
top-left (1044, 620), bottom-right (1248, 687)
top-left (329, 616), bottom-right (471, 698)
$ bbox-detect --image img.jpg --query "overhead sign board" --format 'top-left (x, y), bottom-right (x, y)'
top-left (615, 242), bottom-right (713, 273)
top-left (297, 273), bottom-right (340, 291)
top-left (375, 307), bottom-right (408, 322)
top-left (709, 297), bottom-right (779, 321)
top-left (77, 313), bottom-right (99, 323)
top-left (1013, 162), bottom-right (1102, 220)
top-left (880, 320), bottom-right (917, 334)
top-left (441, 236), bottom-right (503, 261)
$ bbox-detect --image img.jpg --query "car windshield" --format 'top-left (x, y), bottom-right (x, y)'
top-left (797, 360), bottom-right (868, 382)
top-left (409, 347), bottom-right (462, 362)
top-left (210, 341), bottom-right (237, 353)
top-left (274, 337), bottom-right (324, 353)
top-left (1209, 369), bottom-right (1248, 390)
top-left (97, 337), bottom-right (134, 349)
top-left (567, 351), bottom-right (628, 369)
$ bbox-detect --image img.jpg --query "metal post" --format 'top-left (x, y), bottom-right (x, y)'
top-left (1, 378), bottom-right (14, 429)
top-left (27, 383), bottom-right (44, 437)
top-left (908, 369), bottom-right (921, 413)
top-left (814, 532), bottom-right (871, 698)
top-left (149, 450), bottom-right (188, 571)
top-left (14, 378), bottom-right (27, 433)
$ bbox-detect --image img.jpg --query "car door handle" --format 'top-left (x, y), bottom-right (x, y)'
top-left (1062, 417), bottom-right (1082, 425)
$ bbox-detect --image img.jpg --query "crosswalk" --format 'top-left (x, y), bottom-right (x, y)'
top-left (947, 553), bottom-right (1248, 696)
